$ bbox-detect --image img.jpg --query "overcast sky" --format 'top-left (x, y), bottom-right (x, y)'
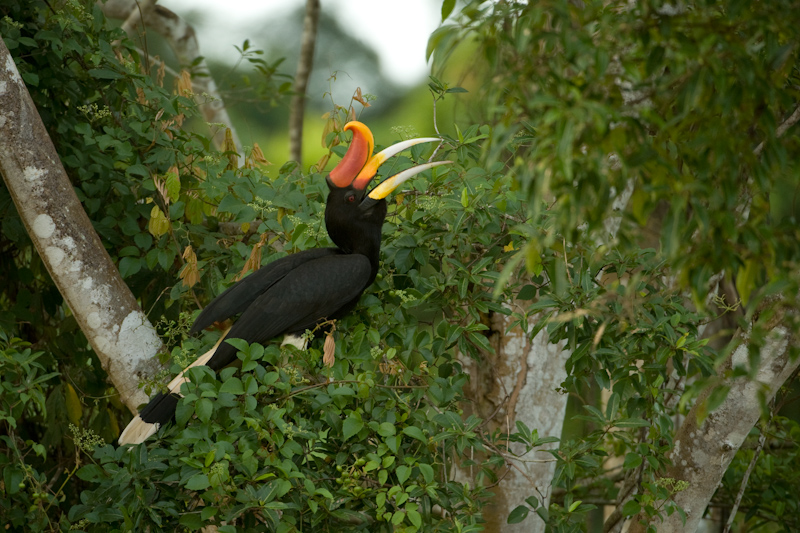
top-left (162, 0), bottom-right (442, 86)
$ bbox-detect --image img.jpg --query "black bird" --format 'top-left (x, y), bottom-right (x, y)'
top-left (119, 122), bottom-right (448, 444)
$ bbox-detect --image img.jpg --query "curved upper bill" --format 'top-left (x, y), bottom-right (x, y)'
top-left (351, 137), bottom-right (442, 190)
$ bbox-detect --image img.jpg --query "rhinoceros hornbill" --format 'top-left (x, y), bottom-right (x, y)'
top-left (119, 121), bottom-right (448, 444)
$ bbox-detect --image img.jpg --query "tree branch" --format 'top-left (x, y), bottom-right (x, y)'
top-left (628, 310), bottom-right (798, 532)
top-left (118, 0), bottom-right (156, 37)
top-left (753, 103), bottom-right (800, 156)
top-left (0, 39), bottom-right (163, 413)
top-left (722, 404), bottom-right (774, 533)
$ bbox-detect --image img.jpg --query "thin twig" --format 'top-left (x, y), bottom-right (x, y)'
top-left (279, 379), bottom-right (426, 400)
top-left (723, 405), bottom-right (775, 533)
top-left (427, 93), bottom-right (445, 163)
top-left (563, 236), bottom-right (573, 284)
top-left (753, 103), bottom-right (800, 156)
top-left (431, 93), bottom-right (441, 136)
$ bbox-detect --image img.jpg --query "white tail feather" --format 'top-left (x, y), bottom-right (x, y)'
top-left (281, 333), bottom-right (308, 350)
top-left (119, 329), bottom-right (230, 445)
top-left (118, 415), bottom-right (159, 445)
top-left (165, 332), bottom-right (228, 392)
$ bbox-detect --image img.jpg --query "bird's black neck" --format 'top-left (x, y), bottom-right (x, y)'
top-left (324, 190), bottom-right (386, 286)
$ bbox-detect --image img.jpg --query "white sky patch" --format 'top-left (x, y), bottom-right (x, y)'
top-left (162, 0), bottom-right (440, 86)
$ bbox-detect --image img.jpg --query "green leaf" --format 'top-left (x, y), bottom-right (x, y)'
top-left (196, 398), bottom-right (213, 423)
top-left (21, 71), bottom-right (39, 86)
top-left (396, 465), bottom-right (411, 484)
top-left (185, 473), bottom-right (210, 491)
top-left (386, 435), bottom-right (400, 453)
top-left (119, 256), bottom-right (141, 278)
top-left (148, 205), bottom-right (169, 237)
top-left (624, 453), bottom-right (642, 469)
top-left (402, 426), bottom-right (426, 442)
top-left (219, 377), bottom-right (244, 395)
top-left (88, 68), bottom-right (123, 79)
top-left (622, 499), bottom-right (641, 517)
top-left (518, 284), bottom-right (537, 300)
top-left (705, 385), bottom-right (730, 413)
top-left (615, 418), bottom-right (650, 428)
top-left (441, 0), bottom-right (456, 21)
top-left (378, 422), bottom-right (396, 437)
top-left (507, 505), bottom-right (529, 524)
top-left (408, 508), bottom-right (422, 528)
top-left (736, 259), bottom-right (758, 306)
top-left (343, 413), bottom-right (364, 441)
top-left (76, 464), bottom-right (104, 482)
top-left (165, 169), bottom-right (181, 202)
top-left (179, 514), bottom-right (204, 529)
top-left (418, 463), bottom-right (434, 483)
top-left (605, 392), bottom-right (620, 420)
top-left (426, 25), bottom-right (456, 62)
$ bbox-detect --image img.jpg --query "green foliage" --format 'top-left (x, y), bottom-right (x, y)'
top-left (717, 415), bottom-right (800, 530)
top-left (0, 332), bottom-right (62, 531)
top-left (73, 340), bottom-right (491, 531)
top-left (1, 1), bottom-right (539, 530)
top-left (428, 0), bottom-right (800, 530)
top-left (436, 0), bottom-right (800, 309)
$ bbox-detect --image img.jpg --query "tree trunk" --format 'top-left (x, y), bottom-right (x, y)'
top-left (99, 0), bottom-right (244, 160)
top-left (459, 307), bottom-right (569, 533)
top-left (0, 38), bottom-right (162, 413)
top-left (289, 0), bottom-right (320, 164)
top-left (628, 318), bottom-right (798, 532)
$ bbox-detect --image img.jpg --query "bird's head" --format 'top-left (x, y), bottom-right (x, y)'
top-left (324, 121), bottom-right (448, 253)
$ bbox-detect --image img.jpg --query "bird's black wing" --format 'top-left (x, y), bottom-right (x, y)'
top-left (191, 247), bottom-right (341, 334)
top-left (207, 253), bottom-right (372, 369)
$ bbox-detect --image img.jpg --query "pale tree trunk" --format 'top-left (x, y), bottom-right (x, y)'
top-left (289, 0), bottom-right (320, 164)
top-left (622, 104), bottom-right (800, 532)
top-left (459, 309), bottom-right (569, 532)
top-left (0, 38), bottom-right (162, 413)
top-left (99, 0), bottom-right (244, 159)
top-left (628, 317), bottom-right (798, 532)
top-left (467, 185), bottom-right (634, 533)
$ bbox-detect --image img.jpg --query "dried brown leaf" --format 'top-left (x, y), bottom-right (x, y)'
top-left (179, 245), bottom-right (201, 288)
top-left (323, 334), bottom-right (336, 367)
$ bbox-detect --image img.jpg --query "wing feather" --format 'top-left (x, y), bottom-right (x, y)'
top-left (206, 254), bottom-right (372, 369)
top-left (191, 247), bottom-right (341, 333)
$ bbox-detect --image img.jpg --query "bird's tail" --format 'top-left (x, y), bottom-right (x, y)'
top-left (118, 331), bottom-right (229, 445)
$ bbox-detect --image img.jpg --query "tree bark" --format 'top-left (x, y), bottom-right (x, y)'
top-left (468, 183), bottom-right (634, 532)
top-left (460, 310), bottom-right (569, 533)
top-left (0, 38), bottom-right (162, 413)
top-left (628, 317), bottom-right (798, 532)
top-left (99, 0), bottom-right (244, 160)
top-left (289, 0), bottom-right (320, 164)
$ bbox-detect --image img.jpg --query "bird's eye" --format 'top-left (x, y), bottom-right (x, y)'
top-left (346, 194), bottom-right (356, 203)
